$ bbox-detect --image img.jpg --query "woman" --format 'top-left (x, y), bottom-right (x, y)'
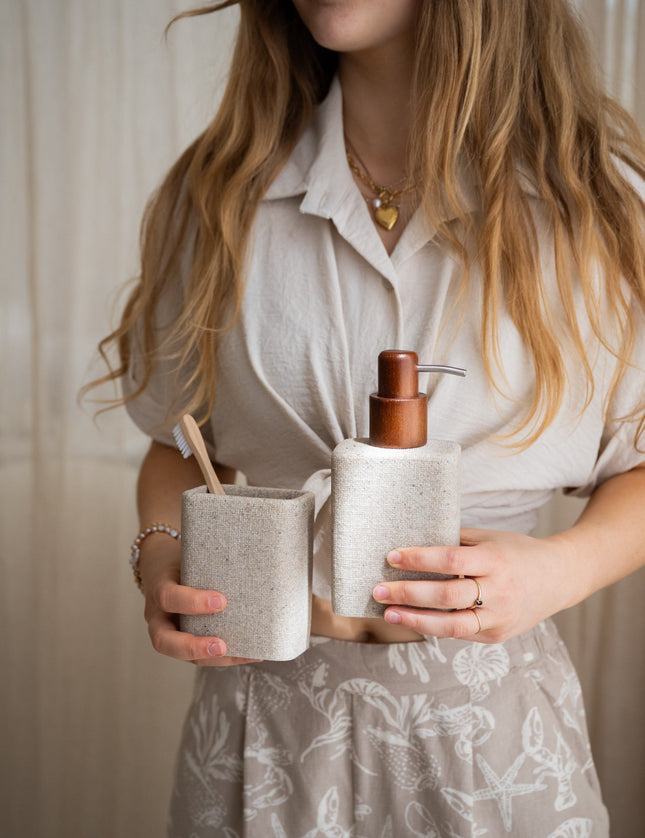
top-left (91, 1), bottom-right (645, 835)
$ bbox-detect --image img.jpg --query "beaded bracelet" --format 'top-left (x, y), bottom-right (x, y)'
top-left (129, 523), bottom-right (181, 592)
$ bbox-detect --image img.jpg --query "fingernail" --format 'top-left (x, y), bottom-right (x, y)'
top-left (384, 610), bottom-right (402, 625)
top-left (373, 585), bottom-right (389, 601)
top-left (208, 595), bottom-right (225, 611)
top-left (207, 640), bottom-right (225, 657)
top-left (387, 551), bottom-right (402, 564)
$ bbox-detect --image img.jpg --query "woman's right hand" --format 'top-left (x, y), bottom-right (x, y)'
top-left (138, 534), bottom-right (261, 666)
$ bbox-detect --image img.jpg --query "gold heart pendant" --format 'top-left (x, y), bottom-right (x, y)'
top-left (374, 204), bottom-right (399, 231)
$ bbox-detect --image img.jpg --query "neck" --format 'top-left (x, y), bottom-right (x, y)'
top-left (339, 40), bottom-right (415, 184)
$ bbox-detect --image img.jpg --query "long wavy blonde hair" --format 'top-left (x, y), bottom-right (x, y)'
top-left (87, 0), bottom-right (645, 448)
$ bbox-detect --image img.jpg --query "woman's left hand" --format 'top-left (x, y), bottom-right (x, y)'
top-left (372, 527), bottom-right (573, 644)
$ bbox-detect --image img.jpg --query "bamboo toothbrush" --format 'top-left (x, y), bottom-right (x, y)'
top-left (173, 414), bottom-right (225, 495)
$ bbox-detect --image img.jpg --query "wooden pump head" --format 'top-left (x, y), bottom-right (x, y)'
top-left (369, 350), bottom-right (466, 448)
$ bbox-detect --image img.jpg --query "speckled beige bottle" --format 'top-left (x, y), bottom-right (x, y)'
top-left (331, 350), bottom-right (465, 618)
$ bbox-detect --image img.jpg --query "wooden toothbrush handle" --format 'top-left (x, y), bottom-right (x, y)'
top-left (198, 450), bottom-right (225, 496)
top-left (180, 415), bottom-right (225, 495)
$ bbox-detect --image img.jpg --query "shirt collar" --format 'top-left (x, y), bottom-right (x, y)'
top-left (264, 76), bottom-right (541, 245)
top-left (266, 77), bottom-right (399, 278)
top-left (264, 76), bottom-right (351, 212)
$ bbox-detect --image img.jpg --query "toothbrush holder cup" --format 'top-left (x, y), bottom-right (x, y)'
top-left (180, 485), bottom-right (315, 661)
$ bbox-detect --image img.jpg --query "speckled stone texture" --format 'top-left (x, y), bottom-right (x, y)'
top-left (180, 485), bottom-right (315, 660)
top-left (331, 438), bottom-right (461, 618)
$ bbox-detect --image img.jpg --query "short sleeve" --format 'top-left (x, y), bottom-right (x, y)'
top-left (120, 219), bottom-right (217, 460)
top-left (565, 161), bottom-right (645, 496)
top-left (565, 317), bottom-right (645, 497)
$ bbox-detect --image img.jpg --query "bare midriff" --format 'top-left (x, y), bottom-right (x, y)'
top-left (311, 594), bottom-right (424, 643)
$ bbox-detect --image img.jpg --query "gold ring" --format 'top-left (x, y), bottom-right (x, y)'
top-left (470, 577), bottom-right (483, 608)
top-left (470, 607), bottom-right (482, 634)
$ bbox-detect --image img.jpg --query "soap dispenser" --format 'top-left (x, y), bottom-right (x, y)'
top-left (331, 350), bottom-right (465, 618)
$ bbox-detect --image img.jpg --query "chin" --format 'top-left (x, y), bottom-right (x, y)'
top-left (294, 6), bottom-right (366, 52)
top-left (291, 0), bottom-right (419, 55)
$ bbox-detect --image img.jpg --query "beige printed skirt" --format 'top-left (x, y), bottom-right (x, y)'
top-left (168, 619), bottom-right (609, 838)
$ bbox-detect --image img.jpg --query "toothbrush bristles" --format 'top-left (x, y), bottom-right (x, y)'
top-left (173, 423), bottom-right (192, 459)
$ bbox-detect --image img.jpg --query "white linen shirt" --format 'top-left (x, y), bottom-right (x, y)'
top-left (124, 78), bottom-right (645, 599)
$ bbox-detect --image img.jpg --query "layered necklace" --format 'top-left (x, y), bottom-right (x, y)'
top-left (345, 139), bottom-right (416, 231)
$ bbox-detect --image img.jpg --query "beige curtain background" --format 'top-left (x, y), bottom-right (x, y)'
top-left (1, 1), bottom-right (643, 836)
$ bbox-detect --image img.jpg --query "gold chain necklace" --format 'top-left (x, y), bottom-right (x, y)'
top-left (345, 143), bottom-right (416, 231)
